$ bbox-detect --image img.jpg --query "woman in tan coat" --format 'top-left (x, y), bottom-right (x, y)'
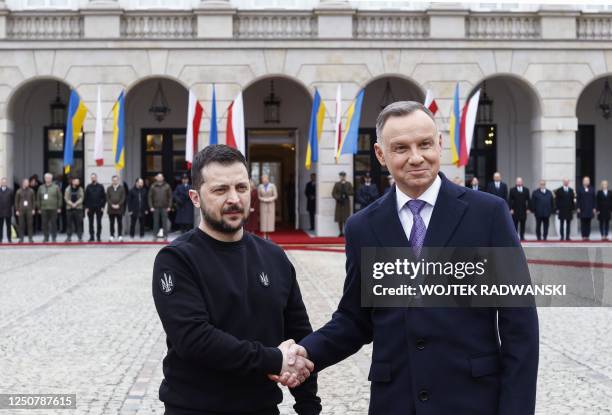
top-left (257, 175), bottom-right (277, 239)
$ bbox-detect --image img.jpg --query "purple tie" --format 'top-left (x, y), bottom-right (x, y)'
top-left (407, 199), bottom-right (427, 257)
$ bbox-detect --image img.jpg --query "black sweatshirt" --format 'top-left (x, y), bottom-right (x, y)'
top-left (152, 228), bottom-right (321, 415)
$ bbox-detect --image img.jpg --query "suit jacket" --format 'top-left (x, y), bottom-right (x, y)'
top-left (531, 189), bottom-right (554, 218)
top-left (508, 186), bottom-right (530, 220)
top-left (597, 190), bottom-right (612, 221)
top-left (305, 181), bottom-right (316, 213)
top-left (466, 184), bottom-right (482, 192)
top-left (576, 186), bottom-right (596, 219)
top-left (554, 187), bottom-right (575, 220)
top-left (300, 173), bottom-right (539, 415)
top-left (486, 181), bottom-right (508, 201)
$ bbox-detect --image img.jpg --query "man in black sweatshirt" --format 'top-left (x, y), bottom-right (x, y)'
top-left (153, 145), bottom-right (321, 415)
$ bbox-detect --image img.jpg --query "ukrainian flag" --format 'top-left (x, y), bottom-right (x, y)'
top-left (112, 90), bottom-right (126, 171)
top-left (305, 89), bottom-right (326, 170)
top-left (63, 90), bottom-right (88, 174)
top-left (449, 83), bottom-right (461, 166)
top-left (337, 89), bottom-right (365, 158)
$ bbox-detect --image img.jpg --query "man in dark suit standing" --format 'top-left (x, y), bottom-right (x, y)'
top-left (305, 173), bottom-right (316, 231)
top-left (576, 176), bottom-right (596, 241)
top-left (597, 180), bottom-right (611, 241)
top-left (508, 177), bottom-right (530, 240)
top-left (531, 180), bottom-right (554, 241)
top-left (467, 176), bottom-right (482, 191)
top-left (486, 171), bottom-right (508, 202)
top-left (554, 178), bottom-right (575, 241)
top-left (274, 101), bottom-right (539, 414)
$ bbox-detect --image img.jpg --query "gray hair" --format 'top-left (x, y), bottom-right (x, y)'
top-left (44, 172), bottom-right (53, 180)
top-left (376, 101), bottom-right (435, 143)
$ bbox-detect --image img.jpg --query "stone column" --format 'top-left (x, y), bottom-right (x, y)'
top-left (427, 2), bottom-right (468, 39)
top-left (82, 0), bottom-right (122, 39)
top-left (195, 0), bottom-right (235, 39)
top-left (315, 0), bottom-right (354, 39)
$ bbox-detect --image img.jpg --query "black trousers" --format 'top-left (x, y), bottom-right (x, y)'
top-left (0, 216), bottom-right (11, 242)
top-left (308, 209), bottom-right (315, 230)
top-left (512, 215), bottom-right (526, 240)
top-left (559, 218), bottom-right (571, 240)
top-left (88, 207), bottom-right (103, 239)
top-left (535, 217), bottom-right (549, 240)
top-left (66, 209), bottom-right (84, 239)
top-left (109, 213), bottom-right (123, 237)
top-left (130, 213), bottom-right (145, 238)
top-left (600, 219), bottom-right (610, 238)
top-left (580, 218), bottom-right (592, 238)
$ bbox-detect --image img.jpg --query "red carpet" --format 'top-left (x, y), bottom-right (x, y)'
top-left (263, 229), bottom-right (345, 245)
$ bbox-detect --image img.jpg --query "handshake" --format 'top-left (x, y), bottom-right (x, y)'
top-left (268, 339), bottom-right (313, 388)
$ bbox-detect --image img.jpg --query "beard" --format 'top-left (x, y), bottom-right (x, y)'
top-left (201, 203), bottom-right (249, 234)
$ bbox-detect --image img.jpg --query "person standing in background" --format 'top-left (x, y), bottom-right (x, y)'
top-left (29, 175), bottom-right (41, 234)
top-left (84, 173), bottom-right (106, 242)
top-left (258, 174), bottom-right (277, 240)
top-left (531, 180), bottom-right (554, 241)
top-left (305, 173), bottom-right (316, 231)
top-left (576, 176), bottom-right (596, 241)
top-left (467, 176), bottom-right (482, 191)
top-left (332, 171), bottom-right (353, 237)
top-left (245, 178), bottom-right (260, 233)
top-left (64, 177), bottom-right (84, 242)
top-left (15, 178), bottom-right (34, 243)
top-left (508, 177), bottom-right (530, 241)
top-left (0, 177), bottom-right (13, 243)
top-left (37, 172), bottom-right (62, 243)
top-left (486, 171), bottom-right (509, 202)
top-left (149, 173), bottom-right (173, 241)
top-left (596, 180), bottom-right (611, 241)
top-left (173, 173), bottom-right (193, 234)
top-left (128, 178), bottom-right (149, 240)
top-left (357, 172), bottom-right (379, 210)
top-left (106, 175), bottom-right (126, 242)
top-left (555, 178), bottom-right (575, 241)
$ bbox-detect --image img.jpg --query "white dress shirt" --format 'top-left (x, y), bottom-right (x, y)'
top-left (396, 175), bottom-right (442, 241)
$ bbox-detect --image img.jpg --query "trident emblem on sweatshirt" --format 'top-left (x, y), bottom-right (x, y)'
top-left (258, 272), bottom-right (270, 287)
top-left (160, 272), bottom-right (174, 295)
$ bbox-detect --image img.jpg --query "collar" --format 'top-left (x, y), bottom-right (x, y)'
top-left (396, 174), bottom-right (442, 213)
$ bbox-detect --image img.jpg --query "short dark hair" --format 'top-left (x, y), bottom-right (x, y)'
top-left (192, 144), bottom-right (248, 191)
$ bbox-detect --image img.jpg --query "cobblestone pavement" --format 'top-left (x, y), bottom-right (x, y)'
top-left (0, 245), bottom-right (611, 414)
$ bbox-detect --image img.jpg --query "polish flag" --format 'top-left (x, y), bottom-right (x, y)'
top-left (186, 89), bottom-right (203, 170)
top-left (424, 89), bottom-right (439, 115)
top-left (333, 84), bottom-right (342, 163)
top-left (458, 89), bottom-right (481, 167)
top-left (94, 85), bottom-right (104, 166)
top-left (226, 92), bottom-right (245, 155)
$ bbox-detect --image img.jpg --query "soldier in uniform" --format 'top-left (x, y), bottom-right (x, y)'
top-left (332, 171), bottom-right (353, 237)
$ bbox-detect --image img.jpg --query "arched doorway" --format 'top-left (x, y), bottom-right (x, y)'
top-left (8, 78), bottom-right (76, 188)
top-left (125, 77), bottom-right (188, 189)
top-left (242, 76), bottom-right (312, 230)
top-left (357, 76), bottom-right (424, 209)
top-left (576, 76), bottom-right (612, 189)
top-left (466, 75), bottom-right (541, 191)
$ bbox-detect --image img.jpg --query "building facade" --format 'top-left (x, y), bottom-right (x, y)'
top-left (1, 0), bottom-right (611, 236)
